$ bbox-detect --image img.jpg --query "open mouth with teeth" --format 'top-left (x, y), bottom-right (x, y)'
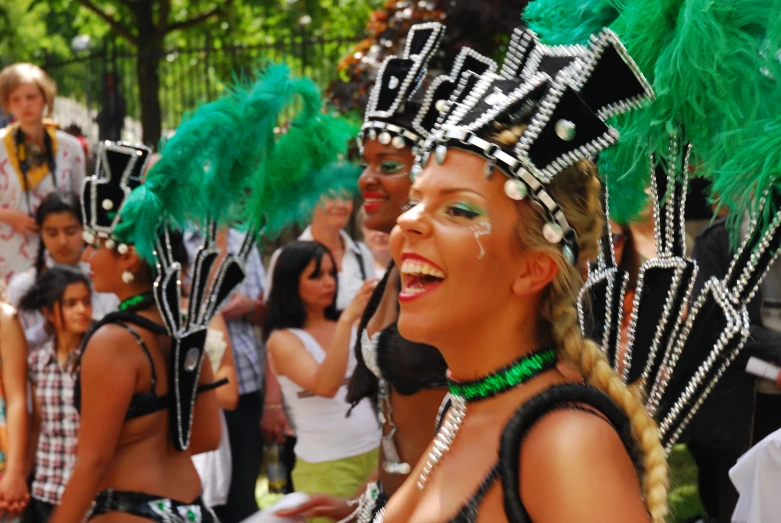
top-left (399, 256), bottom-right (446, 302)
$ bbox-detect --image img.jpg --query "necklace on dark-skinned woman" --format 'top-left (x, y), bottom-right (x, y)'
top-left (117, 292), bottom-right (156, 313)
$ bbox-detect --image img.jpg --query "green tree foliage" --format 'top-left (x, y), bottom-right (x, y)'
top-left (1, 0), bottom-right (379, 144)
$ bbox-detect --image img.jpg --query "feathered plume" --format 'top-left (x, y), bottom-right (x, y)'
top-left (522, 0), bottom-right (619, 45)
top-left (112, 93), bottom-right (246, 263)
top-left (240, 63), bottom-right (360, 240)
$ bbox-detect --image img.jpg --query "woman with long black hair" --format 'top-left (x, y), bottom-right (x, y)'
top-left (7, 192), bottom-right (116, 348)
top-left (264, 241), bottom-right (378, 522)
top-left (19, 266), bottom-right (92, 522)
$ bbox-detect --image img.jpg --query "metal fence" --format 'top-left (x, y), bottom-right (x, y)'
top-left (43, 29), bottom-right (363, 146)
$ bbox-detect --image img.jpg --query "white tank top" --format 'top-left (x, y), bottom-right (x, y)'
top-left (277, 328), bottom-right (380, 463)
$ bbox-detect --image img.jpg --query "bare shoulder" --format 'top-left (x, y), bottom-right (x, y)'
top-left (521, 407), bottom-right (628, 464)
top-left (81, 323), bottom-right (140, 368)
top-left (0, 301), bottom-right (17, 321)
top-left (267, 329), bottom-right (305, 354)
top-left (520, 408), bottom-right (646, 521)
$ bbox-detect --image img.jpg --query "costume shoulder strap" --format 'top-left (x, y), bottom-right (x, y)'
top-left (497, 384), bottom-right (639, 523)
top-left (82, 311), bottom-right (168, 348)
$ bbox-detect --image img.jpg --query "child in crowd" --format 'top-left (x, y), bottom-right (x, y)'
top-left (19, 267), bottom-right (91, 522)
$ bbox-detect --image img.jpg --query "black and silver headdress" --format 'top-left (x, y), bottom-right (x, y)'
top-left (416, 29), bottom-right (654, 264)
top-left (359, 22), bottom-right (445, 150)
top-left (152, 223), bottom-right (252, 450)
top-left (80, 141), bottom-right (252, 450)
top-left (81, 141), bottom-right (152, 253)
top-left (359, 22), bottom-right (497, 153)
top-left (582, 171), bottom-right (781, 452)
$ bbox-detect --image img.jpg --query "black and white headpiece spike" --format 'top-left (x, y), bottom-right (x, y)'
top-left (153, 222), bottom-right (256, 450)
top-left (416, 29), bottom-right (654, 265)
top-left (81, 141), bottom-right (152, 253)
top-left (411, 47), bottom-right (497, 138)
top-left (577, 128), bottom-right (781, 451)
top-left (502, 27), bottom-right (588, 81)
top-left (359, 22), bottom-right (445, 151)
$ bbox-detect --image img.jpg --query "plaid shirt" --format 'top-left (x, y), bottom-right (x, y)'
top-left (185, 228), bottom-right (266, 395)
top-left (28, 340), bottom-right (81, 505)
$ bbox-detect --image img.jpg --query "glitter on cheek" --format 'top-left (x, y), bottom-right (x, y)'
top-left (468, 221), bottom-right (492, 260)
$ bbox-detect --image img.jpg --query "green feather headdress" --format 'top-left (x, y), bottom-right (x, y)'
top-left (524, 0), bottom-right (781, 235)
top-left (240, 63), bottom-right (360, 240)
top-left (111, 62), bottom-right (360, 263)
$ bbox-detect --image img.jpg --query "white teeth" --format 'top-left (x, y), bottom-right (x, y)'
top-left (400, 259), bottom-right (446, 279)
top-left (403, 284), bottom-right (428, 295)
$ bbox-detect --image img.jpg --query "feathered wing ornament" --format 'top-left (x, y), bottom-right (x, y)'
top-left (522, 0), bottom-right (619, 46)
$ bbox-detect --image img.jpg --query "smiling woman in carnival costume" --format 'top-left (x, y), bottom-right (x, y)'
top-left (50, 63), bottom-right (360, 523)
top-left (276, 23), bottom-right (498, 523)
top-left (376, 25), bottom-right (668, 523)
top-left (374, 0), bottom-right (781, 519)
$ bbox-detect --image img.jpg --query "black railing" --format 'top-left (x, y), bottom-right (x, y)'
top-left (43, 30), bottom-right (363, 146)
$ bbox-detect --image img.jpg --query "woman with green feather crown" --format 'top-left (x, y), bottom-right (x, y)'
top-left (48, 63), bottom-right (362, 523)
top-left (358, 0), bottom-right (781, 521)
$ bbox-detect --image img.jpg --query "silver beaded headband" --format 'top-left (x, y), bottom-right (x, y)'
top-left (414, 29), bottom-right (654, 265)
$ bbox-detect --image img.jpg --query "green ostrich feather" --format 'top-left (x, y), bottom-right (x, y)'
top-left (523, 0), bottom-right (620, 45)
top-left (525, 0), bottom-right (781, 232)
top-left (709, 116), bottom-right (781, 235)
top-left (240, 64), bottom-right (360, 242)
top-left (111, 62), bottom-right (359, 264)
top-left (113, 91), bottom-right (246, 264)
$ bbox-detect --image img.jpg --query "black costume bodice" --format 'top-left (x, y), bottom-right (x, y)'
top-left (375, 384), bottom-right (643, 523)
top-left (347, 261), bottom-right (448, 406)
top-left (75, 312), bottom-right (170, 419)
top-left (75, 311), bottom-right (225, 420)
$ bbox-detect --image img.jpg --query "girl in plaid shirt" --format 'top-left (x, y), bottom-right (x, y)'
top-left (20, 266), bottom-right (91, 522)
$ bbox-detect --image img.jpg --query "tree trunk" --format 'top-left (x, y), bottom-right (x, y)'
top-left (135, 1), bottom-right (162, 147)
top-left (136, 46), bottom-right (162, 147)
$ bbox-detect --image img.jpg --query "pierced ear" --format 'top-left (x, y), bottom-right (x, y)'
top-left (512, 251), bottom-right (559, 296)
top-left (119, 246), bottom-right (145, 278)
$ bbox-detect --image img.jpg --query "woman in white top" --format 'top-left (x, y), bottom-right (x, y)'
top-left (265, 195), bottom-right (376, 312)
top-left (264, 241), bottom-right (379, 522)
top-left (6, 192), bottom-right (117, 349)
top-left (0, 63), bottom-right (86, 282)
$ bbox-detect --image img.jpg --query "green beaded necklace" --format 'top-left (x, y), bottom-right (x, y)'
top-left (118, 292), bottom-right (156, 312)
top-left (446, 347), bottom-right (558, 402)
top-left (419, 347), bottom-right (558, 490)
